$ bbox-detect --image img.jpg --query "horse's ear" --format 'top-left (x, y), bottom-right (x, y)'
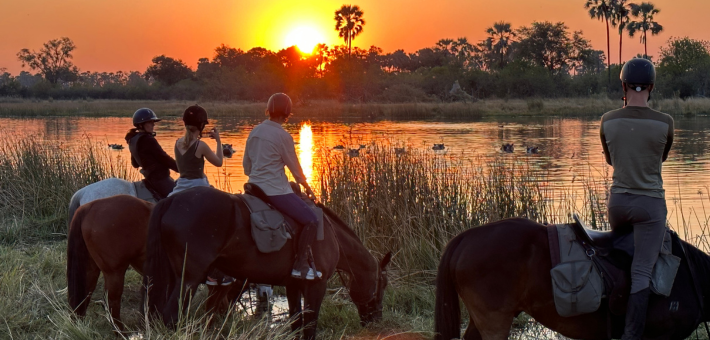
top-left (380, 252), bottom-right (392, 269)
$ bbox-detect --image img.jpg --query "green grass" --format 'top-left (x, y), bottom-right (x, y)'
top-left (1, 97), bottom-right (709, 119)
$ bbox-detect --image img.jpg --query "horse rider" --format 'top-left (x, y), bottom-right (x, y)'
top-left (243, 93), bottom-right (321, 280)
top-left (125, 108), bottom-right (179, 199)
top-left (600, 57), bottom-right (673, 340)
top-left (168, 105), bottom-right (223, 197)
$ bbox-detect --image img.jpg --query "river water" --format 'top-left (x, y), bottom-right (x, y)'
top-left (3, 115), bottom-right (710, 233)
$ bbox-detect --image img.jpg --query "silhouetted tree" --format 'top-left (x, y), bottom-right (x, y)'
top-left (485, 21), bottom-right (517, 69)
top-left (334, 5), bottom-right (366, 57)
top-left (144, 55), bottom-right (193, 86)
top-left (516, 22), bottom-right (579, 73)
top-left (17, 37), bottom-right (79, 84)
top-left (658, 37), bottom-right (710, 97)
top-left (628, 2), bottom-right (663, 58)
top-left (585, 0), bottom-right (615, 84)
top-left (612, 0), bottom-right (632, 64)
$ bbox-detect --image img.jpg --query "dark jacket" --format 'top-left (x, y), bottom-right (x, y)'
top-left (127, 132), bottom-right (178, 180)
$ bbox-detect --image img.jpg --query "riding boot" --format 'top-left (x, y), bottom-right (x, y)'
top-left (292, 221), bottom-right (320, 280)
top-left (621, 287), bottom-right (651, 340)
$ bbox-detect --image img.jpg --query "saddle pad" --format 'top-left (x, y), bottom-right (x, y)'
top-left (133, 181), bottom-right (157, 204)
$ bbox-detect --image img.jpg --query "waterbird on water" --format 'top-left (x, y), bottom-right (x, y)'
top-left (333, 145), bottom-right (345, 150)
top-left (108, 144), bottom-right (124, 150)
top-left (526, 146), bottom-right (539, 154)
top-left (432, 143), bottom-right (445, 151)
top-left (348, 149), bottom-right (360, 157)
top-left (501, 143), bottom-right (514, 153)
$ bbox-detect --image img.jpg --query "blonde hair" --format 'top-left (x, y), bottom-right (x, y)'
top-left (181, 125), bottom-right (200, 149)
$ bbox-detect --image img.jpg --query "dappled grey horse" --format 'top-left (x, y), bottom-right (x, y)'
top-left (68, 178), bottom-right (141, 228)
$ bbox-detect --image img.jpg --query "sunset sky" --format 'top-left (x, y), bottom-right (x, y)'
top-left (1, 0), bottom-right (708, 75)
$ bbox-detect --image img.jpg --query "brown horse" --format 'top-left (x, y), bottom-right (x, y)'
top-left (143, 186), bottom-right (391, 340)
top-left (435, 218), bottom-right (709, 340)
top-left (67, 195), bottom-right (152, 329)
top-left (67, 195), bottom-right (233, 329)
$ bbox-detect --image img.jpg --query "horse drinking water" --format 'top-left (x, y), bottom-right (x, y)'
top-left (143, 186), bottom-right (391, 340)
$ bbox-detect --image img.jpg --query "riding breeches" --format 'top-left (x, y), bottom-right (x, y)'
top-left (608, 192), bottom-right (667, 294)
top-left (146, 176), bottom-right (176, 199)
top-left (267, 193), bottom-right (319, 225)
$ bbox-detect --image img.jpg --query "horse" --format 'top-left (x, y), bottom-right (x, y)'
top-left (67, 195), bottom-right (151, 329)
top-left (143, 186), bottom-right (392, 340)
top-left (67, 194), bottom-right (234, 330)
top-left (434, 218), bottom-right (708, 340)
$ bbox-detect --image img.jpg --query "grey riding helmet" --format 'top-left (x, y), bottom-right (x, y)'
top-left (267, 93), bottom-right (293, 118)
top-left (132, 108), bottom-right (161, 127)
top-left (620, 58), bottom-right (656, 92)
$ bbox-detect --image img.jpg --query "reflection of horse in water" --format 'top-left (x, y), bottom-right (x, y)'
top-left (435, 218), bottom-right (710, 340)
top-left (144, 187), bottom-right (391, 340)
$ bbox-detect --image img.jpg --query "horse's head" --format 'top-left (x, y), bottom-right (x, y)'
top-left (349, 252), bottom-right (392, 325)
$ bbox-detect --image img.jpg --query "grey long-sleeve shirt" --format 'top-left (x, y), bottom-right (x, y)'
top-left (243, 119), bottom-right (307, 196)
top-left (600, 106), bottom-right (674, 198)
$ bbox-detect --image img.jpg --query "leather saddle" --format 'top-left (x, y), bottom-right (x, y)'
top-left (568, 214), bottom-right (633, 315)
top-left (241, 182), bottom-right (316, 239)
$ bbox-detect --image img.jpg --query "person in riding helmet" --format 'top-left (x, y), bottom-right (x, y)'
top-left (169, 105), bottom-right (224, 197)
top-left (243, 93), bottom-right (321, 280)
top-left (125, 108), bottom-right (179, 199)
top-left (600, 57), bottom-right (673, 340)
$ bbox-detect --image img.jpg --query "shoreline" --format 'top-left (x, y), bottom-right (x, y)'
top-left (1, 97), bottom-right (709, 119)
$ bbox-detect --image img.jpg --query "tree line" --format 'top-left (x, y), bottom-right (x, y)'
top-left (1, 3), bottom-right (708, 102)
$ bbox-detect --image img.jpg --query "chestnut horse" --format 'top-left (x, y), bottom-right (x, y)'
top-left (143, 186), bottom-right (391, 340)
top-left (67, 195), bottom-right (232, 329)
top-left (435, 218), bottom-right (710, 340)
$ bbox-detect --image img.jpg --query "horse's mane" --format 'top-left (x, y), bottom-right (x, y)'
top-left (317, 202), bottom-right (361, 242)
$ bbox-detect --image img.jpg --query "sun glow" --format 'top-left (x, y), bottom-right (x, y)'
top-left (285, 26), bottom-right (325, 54)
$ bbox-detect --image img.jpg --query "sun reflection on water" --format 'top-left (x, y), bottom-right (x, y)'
top-left (298, 123), bottom-right (313, 183)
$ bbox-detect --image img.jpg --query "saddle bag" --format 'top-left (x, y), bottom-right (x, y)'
top-left (549, 224), bottom-right (604, 317)
top-left (240, 194), bottom-right (292, 253)
top-left (651, 229), bottom-right (681, 297)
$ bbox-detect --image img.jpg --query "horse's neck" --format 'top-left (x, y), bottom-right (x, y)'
top-left (331, 220), bottom-right (377, 275)
top-left (685, 242), bottom-right (710, 318)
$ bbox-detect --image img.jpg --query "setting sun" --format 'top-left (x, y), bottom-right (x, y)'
top-left (284, 26), bottom-right (325, 54)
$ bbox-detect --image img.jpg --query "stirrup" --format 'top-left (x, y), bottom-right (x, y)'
top-left (291, 268), bottom-right (323, 280)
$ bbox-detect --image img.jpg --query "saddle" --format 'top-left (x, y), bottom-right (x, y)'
top-left (549, 215), bottom-right (681, 317)
top-left (239, 183), bottom-right (324, 253)
top-left (133, 180), bottom-right (162, 204)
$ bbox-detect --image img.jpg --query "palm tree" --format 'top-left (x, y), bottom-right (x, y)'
top-left (485, 21), bottom-right (516, 69)
top-left (334, 5), bottom-right (365, 57)
top-left (627, 2), bottom-right (663, 58)
top-left (585, 0), bottom-right (615, 84)
top-left (612, 0), bottom-right (632, 64)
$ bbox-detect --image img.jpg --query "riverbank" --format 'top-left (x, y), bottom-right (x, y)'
top-left (1, 97), bottom-right (709, 119)
top-left (2, 136), bottom-right (710, 338)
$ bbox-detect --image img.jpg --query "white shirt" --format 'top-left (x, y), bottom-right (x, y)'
top-left (243, 120), bottom-right (307, 196)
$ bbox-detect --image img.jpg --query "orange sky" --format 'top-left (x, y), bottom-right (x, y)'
top-left (1, 0), bottom-right (709, 75)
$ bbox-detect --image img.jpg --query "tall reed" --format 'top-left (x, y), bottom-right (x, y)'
top-left (0, 133), bottom-right (135, 242)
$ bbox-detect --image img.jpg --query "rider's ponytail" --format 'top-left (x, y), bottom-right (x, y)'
top-left (124, 128), bottom-right (140, 142)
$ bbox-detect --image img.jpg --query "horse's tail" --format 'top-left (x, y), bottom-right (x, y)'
top-left (67, 190), bottom-right (82, 231)
top-left (434, 234), bottom-right (466, 340)
top-left (143, 197), bottom-right (175, 317)
top-left (67, 203), bottom-right (94, 316)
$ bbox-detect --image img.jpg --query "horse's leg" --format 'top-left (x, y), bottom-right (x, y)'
top-left (462, 316), bottom-right (483, 340)
top-left (104, 266), bottom-right (129, 331)
top-left (286, 283), bottom-right (304, 334)
top-left (81, 259), bottom-right (101, 315)
top-left (301, 281), bottom-right (328, 340)
top-left (461, 296), bottom-right (514, 340)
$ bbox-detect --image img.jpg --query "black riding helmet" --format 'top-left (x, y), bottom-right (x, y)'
top-left (133, 108), bottom-right (161, 128)
top-left (183, 105), bottom-right (208, 131)
top-left (620, 57), bottom-right (656, 92)
top-left (267, 93), bottom-right (293, 118)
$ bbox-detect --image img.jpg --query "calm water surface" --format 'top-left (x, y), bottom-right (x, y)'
top-left (4, 115), bottom-right (710, 229)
